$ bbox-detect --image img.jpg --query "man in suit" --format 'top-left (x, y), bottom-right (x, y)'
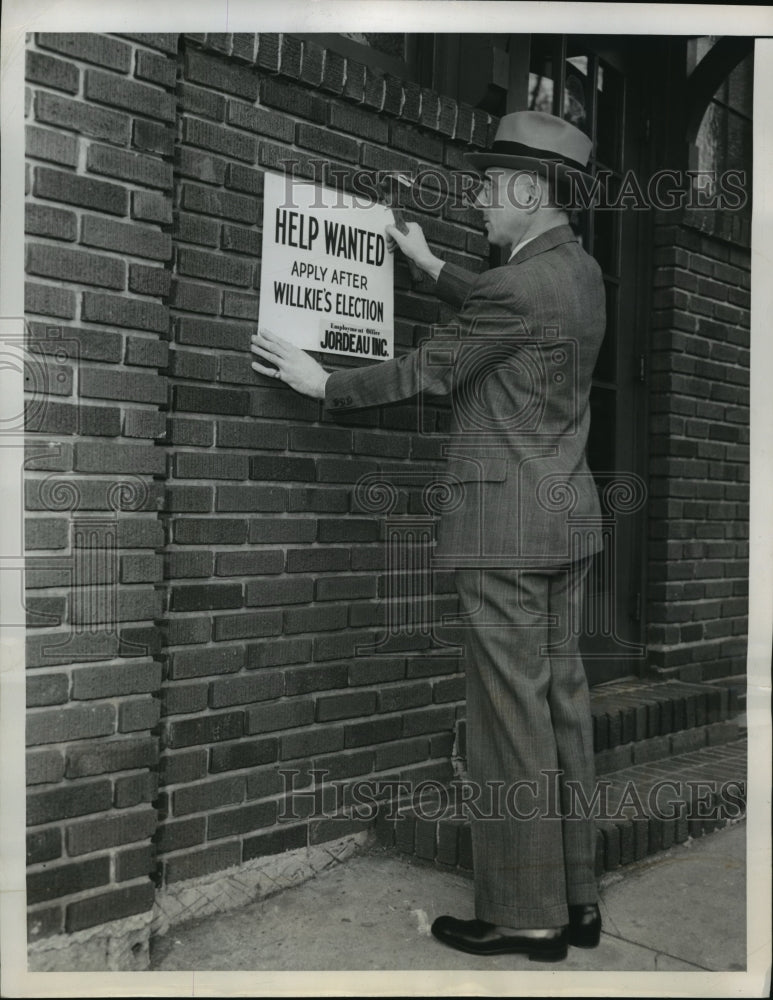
top-left (251, 111), bottom-right (605, 962)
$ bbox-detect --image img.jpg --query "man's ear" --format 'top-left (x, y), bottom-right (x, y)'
top-left (526, 175), bottom-right (543, 213)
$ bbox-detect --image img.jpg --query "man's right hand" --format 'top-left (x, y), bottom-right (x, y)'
top-left (385, 222), bottom-right (445, 282)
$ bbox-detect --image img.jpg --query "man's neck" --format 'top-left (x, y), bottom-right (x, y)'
top-left (508, 210), bottom-right (569, 259)
top-left (511, 208), bottom-right (569, 252)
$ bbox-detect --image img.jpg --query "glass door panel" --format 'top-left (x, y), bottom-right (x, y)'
top-left (563, 45), bottom-right (594, 135)
top-left (595, 59), bottom-right (625, 170)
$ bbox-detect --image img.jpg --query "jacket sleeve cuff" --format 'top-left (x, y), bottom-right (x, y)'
top-left (323, 369), bottom-right (358, 411)
top-left (433, 261), bottom-right (479, 310)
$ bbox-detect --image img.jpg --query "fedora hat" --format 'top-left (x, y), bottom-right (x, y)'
top-left (465, 110), bottom-right (593, 185)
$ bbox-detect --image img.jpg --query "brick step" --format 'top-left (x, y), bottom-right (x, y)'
top-left (375, 736), bottom-right (747, 879)
top-left (589, 677), bottom-right (740, 748)
top-left (706, 674), bottom-right (747, 710)
top-left (453, 678), bottom-right (741, 775)
top-left (593, 735), bottom-right (746, 871)
top-left (593, 716), bottom-right (741, 773)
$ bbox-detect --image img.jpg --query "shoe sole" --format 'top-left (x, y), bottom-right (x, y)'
top-left (432, 934), bottom-right (568, 962)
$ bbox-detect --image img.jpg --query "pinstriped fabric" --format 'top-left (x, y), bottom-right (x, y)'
top-left (324, 223), bottom-right (604, 928)
top-left (325, 224), bottom-right (606, 568)
top-left (454, 560), bottom-right (597, 928)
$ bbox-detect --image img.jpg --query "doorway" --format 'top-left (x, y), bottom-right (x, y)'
top-left (523, 35), bottom-right (652, 683)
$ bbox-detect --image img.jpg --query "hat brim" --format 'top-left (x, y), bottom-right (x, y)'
top-left (464, 151), bottom-right (594, 189)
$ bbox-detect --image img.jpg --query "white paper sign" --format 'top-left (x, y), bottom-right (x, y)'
top-left (258, 171), bottom-right (395, 360)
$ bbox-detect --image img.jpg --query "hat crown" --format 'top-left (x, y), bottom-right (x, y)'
top-left (491, 111), bottom-right (592, 167)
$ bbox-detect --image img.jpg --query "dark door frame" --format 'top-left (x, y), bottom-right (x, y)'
top-left (502, 33), bottom-right (655, 683)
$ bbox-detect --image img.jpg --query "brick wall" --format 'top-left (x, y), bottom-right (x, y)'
top-left (24, 31), bottom-right (494, 943)
top-left (647, 211), bottom-right (750, 683)
top-left (156, 33), bottom-right (489, 890)
top-left (24, 31), bottom-right (178, 945)
top-left (24, 30), bottom-right (752, 948)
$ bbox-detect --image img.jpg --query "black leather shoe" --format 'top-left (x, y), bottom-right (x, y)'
top-left (568, 903), bottom-right (602, 948)
top-left (431, 916), bottom-right (568, 962)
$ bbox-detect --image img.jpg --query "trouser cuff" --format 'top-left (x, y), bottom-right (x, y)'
top-left (476, 898), bottom-right (569, 930)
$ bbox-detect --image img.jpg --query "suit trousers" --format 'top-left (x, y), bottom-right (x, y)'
top-left (452, 558), bottom-right (597, 929)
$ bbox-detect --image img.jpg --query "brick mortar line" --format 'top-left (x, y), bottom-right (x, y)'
top-left (26, 236), bottom-right (173, 272)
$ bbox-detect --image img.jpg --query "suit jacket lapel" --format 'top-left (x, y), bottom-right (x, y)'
top-left (508, 224), bottom-right (578, 266)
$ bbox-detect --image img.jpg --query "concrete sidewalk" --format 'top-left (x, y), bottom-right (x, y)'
top-left (150, 820), bottom-right (746, 973)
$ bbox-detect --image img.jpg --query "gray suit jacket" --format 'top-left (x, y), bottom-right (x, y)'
top-left (325, 224), bottom-right (606, 568)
